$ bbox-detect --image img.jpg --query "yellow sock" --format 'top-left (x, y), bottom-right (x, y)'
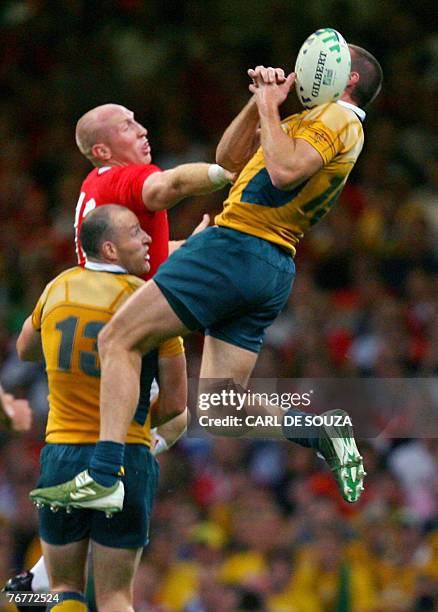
top-left (47, 592), bottom-right (88, 611)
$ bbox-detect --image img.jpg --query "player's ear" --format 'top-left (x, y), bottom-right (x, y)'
top-left (101, 240), bottom-right (117, 262)
top-left (91, 143), bottom-right (111, 161)
top-left (348, 71), bottom-right (360, 87)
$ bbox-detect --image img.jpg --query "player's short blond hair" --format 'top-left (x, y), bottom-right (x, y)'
top-left (348, 45), bottom-right (383, 108)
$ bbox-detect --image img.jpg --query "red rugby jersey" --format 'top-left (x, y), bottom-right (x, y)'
top-left (75, 164), bottom-right (169, 279)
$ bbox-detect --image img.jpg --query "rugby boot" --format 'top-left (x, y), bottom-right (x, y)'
top-left (29, 470), bottom-right (124, 517)
top-left (316, 409), bottom-right (366, 503)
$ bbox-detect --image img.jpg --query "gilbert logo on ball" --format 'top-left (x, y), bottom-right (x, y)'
top-left (295, 28), bottom-right (351, 109)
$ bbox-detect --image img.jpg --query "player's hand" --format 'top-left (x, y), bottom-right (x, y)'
top-left (248, 66), bottom-right (286, 85)
top-left (169, 213), bottom-right (214, 254)
top-left (191, 213), bottom-right (210, 235)
top-left (1, 394), bottom-right (32, 432)
top-left (248, 66), bottom-right (296, 108)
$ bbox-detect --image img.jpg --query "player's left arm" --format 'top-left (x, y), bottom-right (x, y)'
top-left (16, 316), bottom-right (43, 362)
top-left (150, 408), bottom-right (189, 454)
top-left (150, 338), bottom-right (187, 426)
top-left (142, 163), bottom-right (235, 212)
top-left (250, 68), bottom-right (324, 190)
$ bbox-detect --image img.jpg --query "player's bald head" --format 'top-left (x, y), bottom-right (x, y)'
top-left (75, 104), bottom-right (128, 164)
top-left (80, 204), bottom-right (116, 258)
top-left (79, 204), bottom-right (150, 275)
top-left (79, 204), bottom-right (128, 258)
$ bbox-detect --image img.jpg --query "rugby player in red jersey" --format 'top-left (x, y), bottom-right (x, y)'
top-left (74, 103), bottom-right (234, 279)
top-left (4, 104), bottom-right (231, 608)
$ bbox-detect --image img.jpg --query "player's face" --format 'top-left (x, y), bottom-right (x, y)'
top-left (104, 107), bottom-right (151, 166)
top-left (113, 210), bottom-right (152, 276)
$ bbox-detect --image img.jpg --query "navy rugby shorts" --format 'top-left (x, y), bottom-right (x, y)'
top-left (154, 226), bottom-right (295, 353)
top-left (37, 443), bottom-right (159, 549)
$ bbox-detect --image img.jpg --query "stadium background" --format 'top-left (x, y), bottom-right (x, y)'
top-left (0, 1), bottom-right (437, 610)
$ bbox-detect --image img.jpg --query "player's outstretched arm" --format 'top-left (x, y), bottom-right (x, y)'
top-left (142, 163), bottom-right (234, 212)
top-left (16, 316), bottom-right (43, 362)
top-left (250, 67), bottom-right (323, 189)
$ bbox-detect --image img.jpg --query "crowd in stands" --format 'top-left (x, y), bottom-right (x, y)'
top-left (0, 1), bottom-right (437, 610)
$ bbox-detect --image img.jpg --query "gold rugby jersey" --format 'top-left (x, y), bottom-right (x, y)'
top-left (216, 101), bottom-right (364, 256)
top-left (31, 266), bottom-right (184, 445)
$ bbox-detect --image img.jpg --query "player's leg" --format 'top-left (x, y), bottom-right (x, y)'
top-left (91, 443), bottom-right (158, 611)
top-left (98, 279), bottom-right (189, 443)
top-left (26, 442), bottom-right (107, 612)
top-left (41, 539), bottom-right (89, 611)
top-left (87, 280), bottom-right (188, 489)
top-left (92, 542), bottom-right (142, 612)
top-left (200, 336), bottom-right (259, 384)
top-left (200, 336), bottom-right (365, 503)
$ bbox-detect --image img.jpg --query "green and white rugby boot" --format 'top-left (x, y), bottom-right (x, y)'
top-left (317, 409), bottom-right (366, 503)
top-left (29, 470), bottom-right (124, 518)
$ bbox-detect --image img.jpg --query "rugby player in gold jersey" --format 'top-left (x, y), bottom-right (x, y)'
top-left (32, 45), bottom-right (382, 513)
top-left (17, 205), bottom-right (186, 612)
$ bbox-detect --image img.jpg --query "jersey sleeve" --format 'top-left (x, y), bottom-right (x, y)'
top-left (31, 284), bottom-right (51, 330)
top-left (158, 337), bottom-right (185, 358)
top-left (293, 104), bottom-right (347, 165)
top-left (102, 164), bottom-right (162, 215)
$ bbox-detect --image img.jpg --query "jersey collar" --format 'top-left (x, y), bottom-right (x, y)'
top-left (84, 261), bottom-right (128, 274)
top-left (97, 166), bottom-right (112, 174)
top-left (337, 100), bottom-right (366, 122)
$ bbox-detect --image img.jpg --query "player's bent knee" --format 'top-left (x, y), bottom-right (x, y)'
top-left (98, 318), bottom-right (139, 357)
top-left (98, 323), bottom-right (123, 356)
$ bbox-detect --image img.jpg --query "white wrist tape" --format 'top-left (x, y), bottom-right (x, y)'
top-left (208, 164), bottom-right (229, 188)
top-left (151, 433), bottom-right (169, 456)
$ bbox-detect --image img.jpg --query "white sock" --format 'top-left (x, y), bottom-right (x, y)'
top-left (30, 556), bottom-right (50, 592)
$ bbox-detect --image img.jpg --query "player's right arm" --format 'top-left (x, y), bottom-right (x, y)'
top-left (249, 66), bottom-right (324, 190)
top-left (142, 163), bottom-right (234, 212)
top-left (215, 67), bottom-right (286, 173)
top-left (16, 279), bottom-right (52, 361)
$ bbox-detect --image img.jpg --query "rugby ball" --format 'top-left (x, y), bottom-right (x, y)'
top-left (295, 28), bottom-right (351, 109)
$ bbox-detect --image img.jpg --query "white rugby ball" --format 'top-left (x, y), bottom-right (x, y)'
top-left (295, 28), bottom-right (351, 109)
